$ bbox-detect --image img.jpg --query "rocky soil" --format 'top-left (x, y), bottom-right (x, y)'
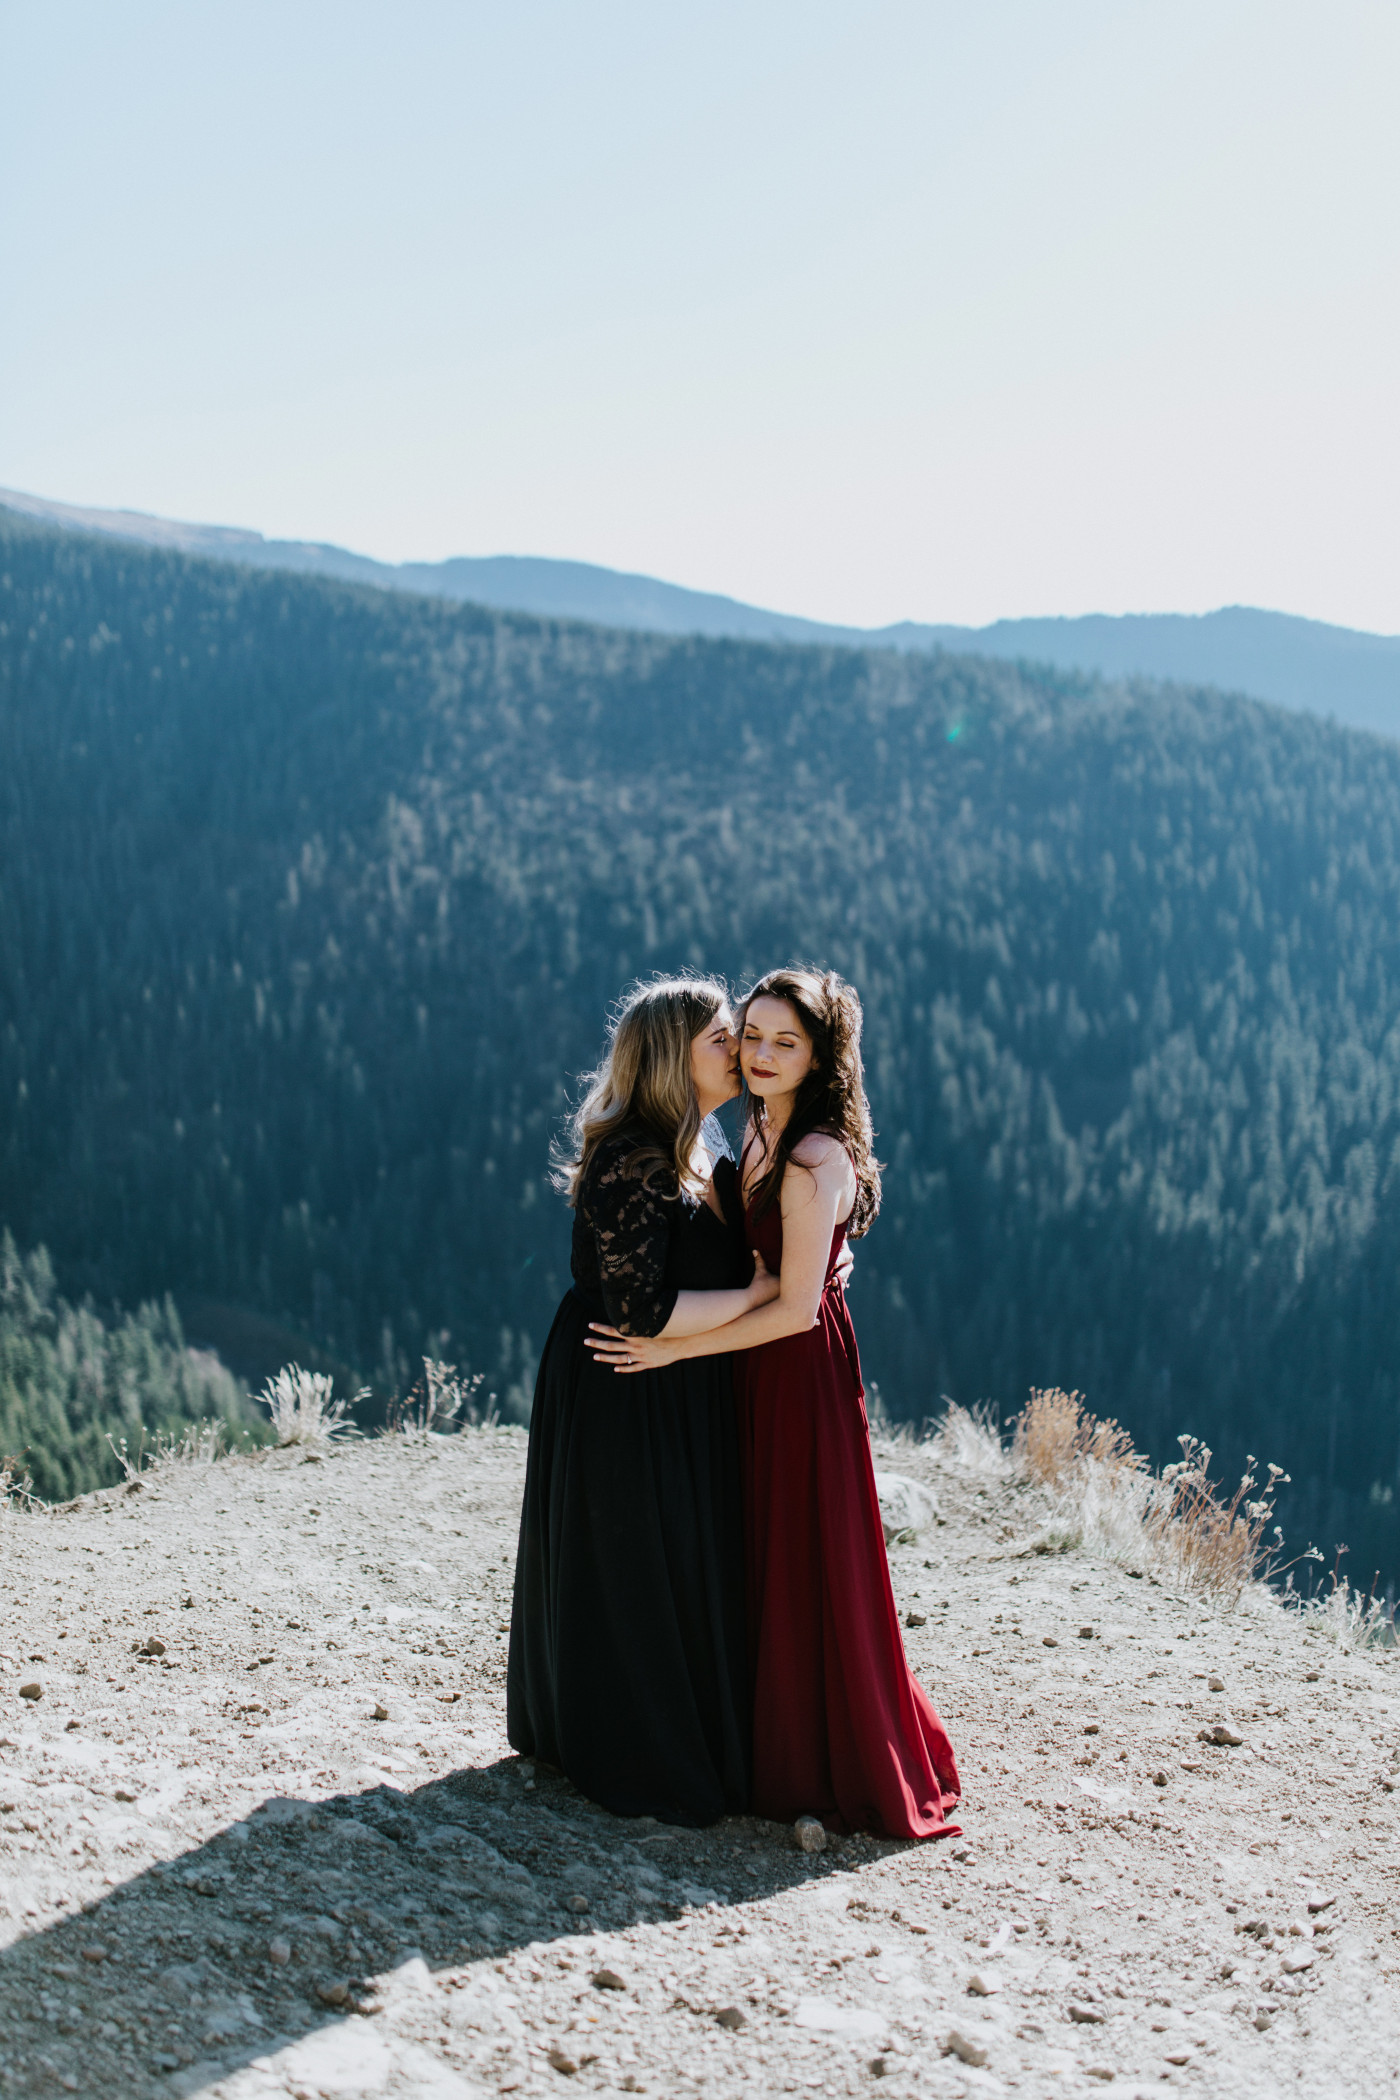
top-left (1, 1425), bottom-right (1398, 2100)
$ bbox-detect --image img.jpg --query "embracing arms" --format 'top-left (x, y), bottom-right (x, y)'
top-left (658, 1266), bottom-right (779, 1336)
top-left (586, 1134), bottom-right (856, 1372)
top-left (586, 1146), bottom-right (778, 1340)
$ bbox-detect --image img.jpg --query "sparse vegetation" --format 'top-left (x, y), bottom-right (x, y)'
top-left (1013, 1386), bottom-right (1140, 1491)
top-left (1283, 1556), bottom-right (1396, 1652)
top-left (386, 1358), bottom-right (496, 1440)
top-left (920, 1387), bottom-right (1292, 1607)
top-left (926, 1400), bottom-right (1012, 1481)
top-left (1010, 1387), bottom-right (1288, 1606)
top-left (1142, 1436), bottom-right (1289, 1602)
top-left (105, 1418), bottom-right (239, 1482)
top-left (0, 1452), bottom-right (34, 1510)
top-left (256, 1364), bottom-right (363, 1451)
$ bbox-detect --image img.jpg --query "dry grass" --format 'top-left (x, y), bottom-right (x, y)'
top-left (1281, 1557), bottom-right (1396, 1652)
top-left (1303, 1576), bottom-right (1394, 1651)
top-left (257, 1364), bottom-right (363, 1450)
top-left (1006, 1387), bottom-right (1288, 1607)
top-left (1013, 1386), bottom-right (1141, 1490)
top-left (926, 1400), bottom-right (1012, 1480)
top-left (105, 1419), bottom-right (248, 1482)
top-left (387, 1358), bottom-right (496, 1440)
top-left (0, 1454), bottom-right (35, 1510)
top-left (1140, 1435), bottom-right (1287, 1603)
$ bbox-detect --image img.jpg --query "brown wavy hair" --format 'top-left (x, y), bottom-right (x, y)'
top-left (556, 975), bottom-right (730, 1206)
top-left (738, 965), bottom-right (882, 1238)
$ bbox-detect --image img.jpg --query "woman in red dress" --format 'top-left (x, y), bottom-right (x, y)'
top-left (589, 965), bottom-right (960, 1841)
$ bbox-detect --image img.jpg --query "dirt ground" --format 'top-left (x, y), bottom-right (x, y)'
top-left (1, 1423), bottom-right (1398, 2100)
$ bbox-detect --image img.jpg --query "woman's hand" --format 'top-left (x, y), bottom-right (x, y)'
top-left (746, 1251), bottom-right (781, 1309)
top-left (585, 1325), bottom-right (684, 1374)
top-left (834, 1242), bottom-right (855, 1288)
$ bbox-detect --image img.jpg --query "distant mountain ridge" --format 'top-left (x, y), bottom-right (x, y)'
top-left (5, 484), bottom-right (1400, 735)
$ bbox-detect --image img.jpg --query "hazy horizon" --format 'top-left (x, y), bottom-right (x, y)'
top-left (7, 481), bottom-right (1400, 643)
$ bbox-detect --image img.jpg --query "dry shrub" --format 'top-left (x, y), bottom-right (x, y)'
top-left (166, 1420), bottom-right (235, 1467)
top-left (1012, 1388), bottom-right (1286, 1608)
top-left (1014, 1387), bottom-right (1141, 1490)
top-left (387, 1358), bottom-right (496, 1439)
top-left (257, 1364), bottom-right (363, 1450)
top-left (106, 1420), bottom-right (242, 1483)
top-left (1311, 1576), bottom-right (1394, 1651)
top-left (927, 1400), bottom-right (1011, 1480)
top-left (1141, 1437), bottom-right (1286, 1603)
top-left (1, 1454), bottom-right (35, 1510)
top-left (1281, 1554), bottom-right (1395, 1652)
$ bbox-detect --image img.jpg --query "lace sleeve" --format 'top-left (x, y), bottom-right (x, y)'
top-left (582, 1142), bottom-right (679, 1338)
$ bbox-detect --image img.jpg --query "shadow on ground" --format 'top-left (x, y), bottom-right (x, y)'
top-left (0, 1755), bottom-right (898, 2097)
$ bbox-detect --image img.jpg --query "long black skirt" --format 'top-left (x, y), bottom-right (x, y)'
top-left (506, 1289), bottom-right (751, 1825)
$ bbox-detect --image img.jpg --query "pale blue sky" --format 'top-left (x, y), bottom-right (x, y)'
top-left (3, 1), bottom-right (1398, 629)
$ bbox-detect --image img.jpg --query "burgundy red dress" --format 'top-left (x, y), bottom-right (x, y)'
top-left (733, 1192), bottom-right (962, 1839)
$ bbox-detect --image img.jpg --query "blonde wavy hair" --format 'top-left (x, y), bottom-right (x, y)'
top-left (557, 976), bottom-right (730, 1206)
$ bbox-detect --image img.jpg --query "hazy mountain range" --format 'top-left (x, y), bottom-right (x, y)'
top-left (5, 485), bottom-right (1399, 737)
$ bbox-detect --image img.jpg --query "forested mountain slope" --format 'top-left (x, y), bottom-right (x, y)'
top-left (0, 1232), bottom-right (258, 1501)
top-left (2, 508), bottom-right (1398, 1581)
top-left (7, 488), bottom-right (1399, 736)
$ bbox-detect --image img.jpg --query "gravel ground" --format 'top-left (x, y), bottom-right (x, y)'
top-left (1, 1425), bottom-right (1398, 2100)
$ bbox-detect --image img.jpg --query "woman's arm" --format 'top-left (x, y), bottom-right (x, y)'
top-left (658, 1256), bottom-right (778, 1338)
top-left (587, 1144), bottom-right (779, 1339)
top-left (587, 1137), bottom-right (854, 1370)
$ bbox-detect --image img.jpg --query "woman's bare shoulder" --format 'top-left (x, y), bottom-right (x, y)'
top-left (789, 1130), bottom-right (852, 1175)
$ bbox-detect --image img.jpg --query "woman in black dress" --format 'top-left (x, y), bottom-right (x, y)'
top-left (506, 977), bottom-right (778, 1824)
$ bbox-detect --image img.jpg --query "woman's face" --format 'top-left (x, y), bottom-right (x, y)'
top-left (741, 995), bottom-right (816, 1107)
top-left (690, 1003), bottom-right (741, 1117)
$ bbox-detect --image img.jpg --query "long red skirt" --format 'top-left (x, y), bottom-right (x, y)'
top-left (734, 1225), bottom-right (961, 1840)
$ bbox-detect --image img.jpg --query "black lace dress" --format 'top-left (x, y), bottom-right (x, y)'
top-left (507, 1121), bottom-right (752, 1825)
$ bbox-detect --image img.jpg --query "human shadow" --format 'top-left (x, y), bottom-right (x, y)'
top-left (0, 1754), bottom-right (894, 2098)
